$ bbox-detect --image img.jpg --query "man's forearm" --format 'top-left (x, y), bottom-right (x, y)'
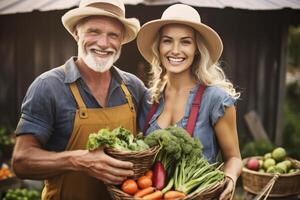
top-left (12, 134), bottom-right (87, 180)
top-left (12, 146), bottom-right (86, 179)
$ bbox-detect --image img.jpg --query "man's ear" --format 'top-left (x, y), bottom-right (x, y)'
top-left (74, 30), bottom-right (79, 42)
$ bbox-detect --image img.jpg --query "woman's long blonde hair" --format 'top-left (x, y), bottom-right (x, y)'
top-left (148, 27), bottom-right (240, 103)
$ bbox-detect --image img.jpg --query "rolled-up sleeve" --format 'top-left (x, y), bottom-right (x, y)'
top-left (15, 77), bottom-right (55, 146)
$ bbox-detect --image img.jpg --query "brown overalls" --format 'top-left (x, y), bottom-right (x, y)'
top-left (42, 72), bottom-right (136, 200)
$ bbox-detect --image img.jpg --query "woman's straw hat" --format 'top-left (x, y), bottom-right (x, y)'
top-left (137, 4), bottom-right (223, 64)
top-left (62, 0), bottom-right (140, 44)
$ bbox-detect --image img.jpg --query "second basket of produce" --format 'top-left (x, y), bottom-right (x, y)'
top-left (242, 147), bottom-right (300, 197)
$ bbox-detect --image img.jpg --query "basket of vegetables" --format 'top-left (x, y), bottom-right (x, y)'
top-left (242, 147), bottom-right (300, 197)
top-left (106, 127), bottom-right (226, 200)
top-left (87, 127), bottom-right (160, 179)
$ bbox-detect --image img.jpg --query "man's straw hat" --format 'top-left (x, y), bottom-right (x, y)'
top-left (137, 4), bottom-right (223, 64)
top-left (62, 0), bottom-right (140, 44)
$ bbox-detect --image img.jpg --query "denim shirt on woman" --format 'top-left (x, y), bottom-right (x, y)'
top-left (138, 84), bottom-right (236, 163)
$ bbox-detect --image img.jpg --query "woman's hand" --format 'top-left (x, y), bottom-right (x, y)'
top-left (219, 175), bottom-right (235, 200)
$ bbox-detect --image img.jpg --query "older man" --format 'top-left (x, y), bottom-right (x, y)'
top-left (12, 0), bottom-right (145, 199)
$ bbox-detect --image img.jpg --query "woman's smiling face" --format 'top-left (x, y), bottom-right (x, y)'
top-left (159, 24), bottom-right (197, 75)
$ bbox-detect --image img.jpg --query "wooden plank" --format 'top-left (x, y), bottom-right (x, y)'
top-left (244, 110), bottom-right (270, 141)
top-left (275, 23), bottom-right (288, 146)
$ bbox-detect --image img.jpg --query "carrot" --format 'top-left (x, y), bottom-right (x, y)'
top-left (142, 190), bottom-right (163, 200)
top-left (134, 187), bottom-right (155, 198)
top-left (164, 190), bottom-right (186, 199)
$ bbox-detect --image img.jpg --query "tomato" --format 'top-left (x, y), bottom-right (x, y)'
top-left (145, 170), bottom-right (153, 179)
top-left (121, 179), bottom-right (138, 195)
top-left (137, 175), bottom-right (153, 189)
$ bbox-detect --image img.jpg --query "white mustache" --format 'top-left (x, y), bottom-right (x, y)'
top-left (88, 45), bottom-right (116, 54)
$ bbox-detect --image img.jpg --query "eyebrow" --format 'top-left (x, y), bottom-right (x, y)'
top-left (86, 28), bottom-right (100, 32)
top-left (86, 28), bottom-right (121, 36)
top-left (161, 35), bottom-right (193, 40)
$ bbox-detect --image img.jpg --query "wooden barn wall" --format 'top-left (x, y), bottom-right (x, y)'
top-left (0, 5), bottom-right (299, 143)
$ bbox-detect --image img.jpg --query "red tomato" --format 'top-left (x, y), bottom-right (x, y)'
top-left (121, 179), bottom-right (138, 195)
top-left (137, 176), bottom-right (153, 189)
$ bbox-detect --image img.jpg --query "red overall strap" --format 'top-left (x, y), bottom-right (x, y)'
top-left (143, 85), bottom-right (206, 136)
top-left (186, 85), bottom-right (206, 136)
top-left (143, 103), bottom-right (159, 134)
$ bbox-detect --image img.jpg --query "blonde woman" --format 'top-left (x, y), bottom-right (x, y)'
top-left (137, 4), bottom-right (242, 200)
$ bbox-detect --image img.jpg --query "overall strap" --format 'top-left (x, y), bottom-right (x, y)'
top-left (61, 64), bottom-right (88, 119)
top-left (69, 83), bottom-right (88, 119)
top-left (143, 103), bottom-right (159, 134)
top-left (120, 83), bottom-right (135, 113)
top-left (111, 67), bottom-right (135, 113)
top-left (186, 85), bottom-right (206, 136)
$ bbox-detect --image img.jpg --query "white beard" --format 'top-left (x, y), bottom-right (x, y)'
top-left (78, 44), bottom-right (121, 73)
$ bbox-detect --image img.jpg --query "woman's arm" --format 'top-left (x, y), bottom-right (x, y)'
top-left (214, 106), bottom-right (242, 200)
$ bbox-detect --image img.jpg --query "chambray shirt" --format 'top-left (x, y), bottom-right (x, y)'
top-left (138, 85), bottom-right (236, 163)
top-left (15, 57), bottom-right (146, 151)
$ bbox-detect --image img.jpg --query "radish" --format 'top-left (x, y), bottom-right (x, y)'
top-left (152, 161), bottom-right (166, 190)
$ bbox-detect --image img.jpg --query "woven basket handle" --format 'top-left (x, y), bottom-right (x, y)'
top-left (254, 173), bottom-right (280, 200)
top-left (217, 163), bottom-right (235, 200)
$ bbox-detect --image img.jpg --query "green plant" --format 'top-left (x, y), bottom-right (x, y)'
top-left (241, 139), bottom-right (275, 158)
top-left (3, 188), bottom-right (40, 200)
top-left (0, 126), bottom-right (15, 146)
top-left (288, 26), bottom-right (300, 67)
top-left (282, 92), bottom-right (300, 160)
top-left (282, 26), bottom-right (300, 160)
top-left (86, 127), bottom-right (149, 152)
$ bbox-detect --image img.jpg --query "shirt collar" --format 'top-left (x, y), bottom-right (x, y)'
top-left (63, 56), bottom-right (81, 84)
top-left (63, 56), bottom-right (130, 86)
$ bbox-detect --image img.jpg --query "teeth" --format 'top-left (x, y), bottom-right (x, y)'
top-left (93, 49), bottom-right (109, 55)
top-left (169, 57), bottom-right (184, 62)
top-left (168, 57), bottom-right (184, 64)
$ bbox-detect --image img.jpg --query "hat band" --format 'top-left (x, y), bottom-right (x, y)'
top-left (88, 3), bottom-right (125, 17)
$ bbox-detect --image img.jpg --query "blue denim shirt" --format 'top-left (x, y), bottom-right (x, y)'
top-left (138, 85), bottom-right (236, 163)
top-left (15, 57), bottom-right (146, 151)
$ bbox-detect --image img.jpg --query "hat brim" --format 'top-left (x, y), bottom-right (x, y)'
top-left (62, 7), bottom-right (140, 44)
top-left (137, 19), bottom-right (223, 64)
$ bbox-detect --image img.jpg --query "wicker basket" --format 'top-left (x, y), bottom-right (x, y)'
top-left (106, 185), bottom-right (137, 200)
top-left (106, 178), bottom-right (226, 200)
top-left (182, 178), bottom-right (226, 200)
top-left (242, 156), bottom-right (300, 197)
top-left (105, 145), bottom-right (160, 180)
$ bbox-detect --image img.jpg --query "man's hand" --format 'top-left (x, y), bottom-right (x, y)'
top-left (75, 148), bottom-right (134, 185)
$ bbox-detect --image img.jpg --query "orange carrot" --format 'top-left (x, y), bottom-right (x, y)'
top-left (164, 190), bottom-right (186, 199)
top-left (134, 187), bottom-right (155, 198)
top-left (142, 190), bottom-right (163, 200)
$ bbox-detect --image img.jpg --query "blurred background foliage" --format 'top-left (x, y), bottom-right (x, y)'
top-left (282, 26), bottom-right (300, 160)
top-left (242, 26), bottom-right (300, 160)
top-left (241, 139), bottom-right (275, 158)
